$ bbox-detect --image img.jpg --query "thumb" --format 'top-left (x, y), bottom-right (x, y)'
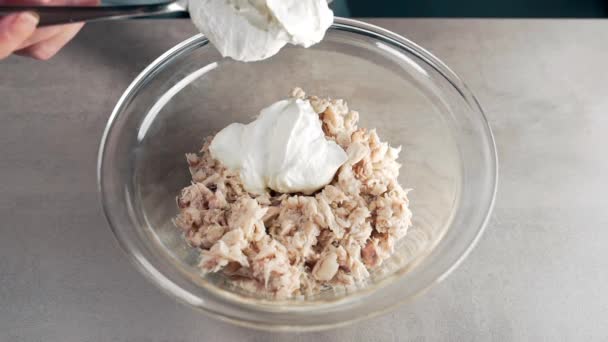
top-left (0, 12), bottom-right (39, 60)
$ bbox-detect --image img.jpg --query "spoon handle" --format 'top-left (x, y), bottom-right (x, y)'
top-left (0, 2), bottom-right (187, 26)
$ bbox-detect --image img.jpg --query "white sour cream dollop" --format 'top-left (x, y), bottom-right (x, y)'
top-left (189, 0), bottom-right (334, 62)
top-left (209, 98), bottom-right (347, 194)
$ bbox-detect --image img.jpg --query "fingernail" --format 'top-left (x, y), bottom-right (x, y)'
top-left (14, 12), bottom-right (39, 29)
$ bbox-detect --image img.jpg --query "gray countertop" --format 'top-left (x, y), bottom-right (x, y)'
top-left (2, 19), bottom-right (608, 341)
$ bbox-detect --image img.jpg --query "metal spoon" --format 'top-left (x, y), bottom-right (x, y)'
top-left (0, 0), bottom-right (333, 27)
top-left (0, 0), bottom-right (188, 26)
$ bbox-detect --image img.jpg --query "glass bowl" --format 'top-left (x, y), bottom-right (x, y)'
top-left (98, 18), bottom-right (497, 331)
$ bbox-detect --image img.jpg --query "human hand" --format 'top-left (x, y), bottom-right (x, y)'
top-left (0, 0), bottom-right (98, 60)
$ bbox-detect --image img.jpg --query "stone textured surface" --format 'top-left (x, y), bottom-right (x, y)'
top-left (2, 19), bottom-right (608, 341)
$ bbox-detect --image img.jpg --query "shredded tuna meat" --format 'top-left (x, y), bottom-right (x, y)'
top-left (174, 88), bottom-right (413, 298)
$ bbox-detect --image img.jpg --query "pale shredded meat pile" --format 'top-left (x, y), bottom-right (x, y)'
top-left (174, 88), bottom-right (412, 298)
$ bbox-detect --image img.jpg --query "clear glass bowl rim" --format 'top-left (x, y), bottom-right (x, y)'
top-left (98, 17), bottom-right (498, 331)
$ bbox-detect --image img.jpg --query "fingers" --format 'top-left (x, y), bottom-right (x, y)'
top-left (0, 0), bottom-right (98, 60)
top-left (13, 0), bottom-right (100, 50)
top-left (16, 22), bottom-right (83, 60)
top-left (17, 24), bottom-right (77, 50)
top-left (0, 12), bottom-right (39, 59)
top-left (13, 0), bottom-right (99, 59)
